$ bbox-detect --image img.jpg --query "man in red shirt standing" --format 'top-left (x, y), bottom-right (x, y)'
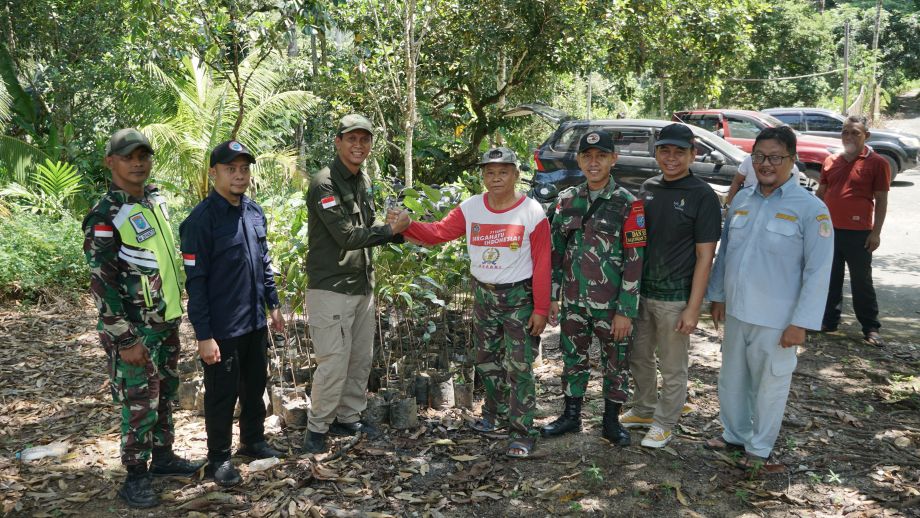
top-left (817, 115), bottom-right (890, 346)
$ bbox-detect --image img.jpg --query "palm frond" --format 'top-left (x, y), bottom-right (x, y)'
top-left (0, 80), bottom-right (11, 124)
top-left (238, 91), bottom-right (318, 145)
top-left (0, 135), bottom-right (53, 184)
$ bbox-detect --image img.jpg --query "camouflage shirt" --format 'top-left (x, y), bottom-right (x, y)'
top-left (82, 186), bottom-right (184, 349)
top-left (550, 177), bottom-right (646, 316)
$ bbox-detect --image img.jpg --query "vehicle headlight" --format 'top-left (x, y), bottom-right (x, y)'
top-left (827, 146), bottom-right (843, 154)
top-left (537, 184), bottom-right (557, 199)
top-left (898, 136), bottom-right (920, 148)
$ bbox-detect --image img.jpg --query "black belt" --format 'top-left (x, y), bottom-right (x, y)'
top-left (475, 278), bottom-right (532, 291)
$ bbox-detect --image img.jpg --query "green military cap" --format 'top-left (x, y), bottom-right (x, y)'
top-left (337, 114), bottom-right (375, 135)
top-left (106, 128), bottom-right (154, 157)
top-left (478, 147), bottom-right (519, 166)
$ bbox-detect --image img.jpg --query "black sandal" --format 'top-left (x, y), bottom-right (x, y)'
top-left (506, 438), bottom-right (535, 458)
top-left (470, 416), bottom-right (503, 433)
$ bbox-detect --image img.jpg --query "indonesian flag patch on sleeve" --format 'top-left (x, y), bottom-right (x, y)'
top-left (622, 200), bottom-right (647, 248)
top-left (93, 224), bottom-right (114, 238)
top-left (183, 253), bottom-right (196, 267)
top-left (320, 195), bottom-right (338, 209)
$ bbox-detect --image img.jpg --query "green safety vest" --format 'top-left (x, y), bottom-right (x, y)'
top-left (112, 193), bottom-right (184, 321)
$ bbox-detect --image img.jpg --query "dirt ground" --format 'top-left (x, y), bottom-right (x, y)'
top-left (3, 92), bottom-right (920, 518)
top-left (2, 291), bottom-right (919, 518)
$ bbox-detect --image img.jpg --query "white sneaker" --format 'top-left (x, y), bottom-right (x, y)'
top-left (640, 425), bottom-right (672, 448)
top-left (620, 408), bottom-right (654, 429)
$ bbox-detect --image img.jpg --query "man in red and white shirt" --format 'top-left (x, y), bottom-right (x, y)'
top-left (817, 115), bottom-right (890, 346)
top-left (392, 147), bottom-right (550, 458)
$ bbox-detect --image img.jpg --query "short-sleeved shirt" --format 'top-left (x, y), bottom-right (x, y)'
top-left (639, 173), bottom-right (722, 301)
top-left (819, 147), bottom-right (890, 231)
top-left (180, 191), bottom-right (281, 341)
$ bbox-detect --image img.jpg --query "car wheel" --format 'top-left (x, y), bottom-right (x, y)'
top-left (878, 153), bottom-right (900, 183)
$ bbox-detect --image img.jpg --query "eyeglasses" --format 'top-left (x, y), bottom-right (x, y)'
top-left (751, 153), bottom-right (791, 165)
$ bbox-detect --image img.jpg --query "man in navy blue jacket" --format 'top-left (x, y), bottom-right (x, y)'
top-left (180, 140), bottom-right (285, 486)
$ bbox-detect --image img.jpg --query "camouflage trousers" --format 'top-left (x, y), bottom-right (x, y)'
top-left (102, 326), bottom-right (180, 467)
top-left (473, 280), bottom-right (540, 439)
top-left (559, 304), bottom-right (631, 402)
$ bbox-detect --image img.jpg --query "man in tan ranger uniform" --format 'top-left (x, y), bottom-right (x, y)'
top-left (303, 114), bottom-right (410, 453)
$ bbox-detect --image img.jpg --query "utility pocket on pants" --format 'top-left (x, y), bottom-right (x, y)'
top-left (770, 350), bottom-right (798, 377)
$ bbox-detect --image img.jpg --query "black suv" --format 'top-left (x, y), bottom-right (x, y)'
top-left (506, 105), bottom-right (743, 208)
top-left (763, 107), bottom-right (919, 180)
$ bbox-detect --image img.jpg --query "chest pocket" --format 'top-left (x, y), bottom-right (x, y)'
top-left (214, 224), bottom-right (244, 258)
top-left (591, 211), bottom-right (621, 240)
top-left (727, 213), bottom-right (751, 247)
top-left (253, 224), bottom-right (268, 254)
top-left (764, 217), bottom-right (801, 251)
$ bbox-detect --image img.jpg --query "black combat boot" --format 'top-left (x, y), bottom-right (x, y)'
top-left (237, 441), bottom-right (285, 459)
top-left (541, 396), bottom-right (583, 437)
top-left (303, 431), bottom-right (328, 454)
top-left (602, 399), bottom-right (631, 447)
top-left (118, 465), bottom-right (159, 508)
top-left (150, 447), bottom-right (206, 476)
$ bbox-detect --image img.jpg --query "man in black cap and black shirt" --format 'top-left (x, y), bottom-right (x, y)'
top-left (622, 123), bottom-right (722, 448)
top-left (180, 139), bottom-right (286, 486)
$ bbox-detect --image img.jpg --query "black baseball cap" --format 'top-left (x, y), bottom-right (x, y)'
top-left (337, 114), bottom-right (374, 135)
top-left (656, 123), bottom-right (695, 148)
top-left (209, 140), bottom-right (256, 167)
top-left (106, 128), bottom-right (153, 157)
top-left (478, 147), bottom-right (519, 166)
top-left (578, 130), bottom-right (616, 153)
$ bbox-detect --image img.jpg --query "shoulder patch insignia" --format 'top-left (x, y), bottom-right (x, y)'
top-left (816, 214), bottom-right (830, 222)
top-left (93, 224), bottom-right (114, 238)
top-left (321, 195), bottom-right (338, 209)
top-left (818, 220), bottom-right (832, 238)
top-left (623, 200), bottom-right (647, 248)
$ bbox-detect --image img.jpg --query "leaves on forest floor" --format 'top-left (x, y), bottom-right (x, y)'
top-left (3, 305), bottom-right (920, 516)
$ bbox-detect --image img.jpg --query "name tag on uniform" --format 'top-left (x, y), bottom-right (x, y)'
top-left (775, 213), bottom-right (797, 222)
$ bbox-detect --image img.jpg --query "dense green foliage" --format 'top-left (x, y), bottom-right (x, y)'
top-left (0, 209), bottom-right (87, 302)
top-left (0, 0), bottom-right (917, 303)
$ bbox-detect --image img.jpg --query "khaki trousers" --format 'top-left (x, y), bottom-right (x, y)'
top-left (306, 289), bottom-right (375, 433)
top-left (630, 298), bottom-right (690, 430)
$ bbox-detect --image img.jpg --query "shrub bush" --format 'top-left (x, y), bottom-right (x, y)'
top-left (0, 209), bottom-right (88, 302)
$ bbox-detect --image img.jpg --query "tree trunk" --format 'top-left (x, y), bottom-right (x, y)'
top-left (403, 0), bottom-right (417, 188)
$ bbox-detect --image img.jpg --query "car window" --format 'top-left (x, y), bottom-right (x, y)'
top-left (693, 140), bottom-right (715, 160)
top-left (725, 116), bottom-right (761, 139)
top-left (806, 113), bottom-right (843, 132)
top-left (551, 126), bottom-right (587, 153)
top-left (772, 113), bottom-right (803, 130)
top-left (690, 115), bottom-right (721, 133)
top-left (613, 128), bottom-right (652, 157)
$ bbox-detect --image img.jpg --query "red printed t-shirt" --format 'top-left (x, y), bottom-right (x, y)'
top-left (403, 193), bottom-right (551, 316)
top-left (820, 147), bottom-right (890, 231)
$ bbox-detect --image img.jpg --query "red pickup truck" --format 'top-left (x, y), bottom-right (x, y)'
top-left (674, 109), bottom-right (843, 178)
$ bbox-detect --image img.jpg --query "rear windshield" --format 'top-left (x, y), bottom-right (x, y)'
top-left (551, 126), bottom-right (652, 156)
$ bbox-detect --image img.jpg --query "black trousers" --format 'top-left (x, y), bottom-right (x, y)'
top-left (203, 327), bottom-right (269, 462)
top-left (822, 229), bottom-right (881, 333)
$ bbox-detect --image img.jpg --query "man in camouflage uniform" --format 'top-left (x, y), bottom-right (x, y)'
top-left (83, 129), bottom-right (203, 508)
top-left (541, 130), bottom-right (646, 446)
